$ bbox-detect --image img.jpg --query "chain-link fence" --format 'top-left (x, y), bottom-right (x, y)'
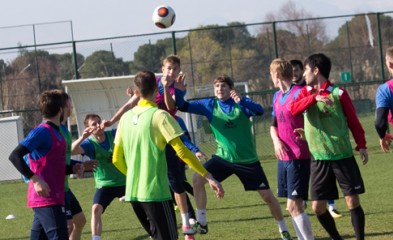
top-left (0, 11), bottom-right (391, 136)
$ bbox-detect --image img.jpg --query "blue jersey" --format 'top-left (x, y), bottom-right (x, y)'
top-left (375, 80), bottom-right (393, 111)
top-left (20, 123), bottom-right (63, 161)
top-left (80, 129), bottom-right (116, 160)
top-left (175, 89), bottom-right (264, 122)
top-left (175, 115), bottom-right (199, 153)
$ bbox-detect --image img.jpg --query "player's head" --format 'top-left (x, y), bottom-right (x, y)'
top-left (162, 55), bottom-right (181, 81)
top-left (39, 89), bottom-right (64, 120)
top-left (269, 58), bottom-right (293, 87)
top-left (290, 59), bottom-right (304, 84)
top-left (385, 46), bottom-right (393, 75)
top-left (84, 113), bottom-right (103, 135)
top-left (304, 53), bottom-right (331, 80)
top-left (60, 91), bottom-right (73, 121)
top-left (213, 75), bottom-right (234, 101)
top-left (133, 70), bottom-right (157, 99)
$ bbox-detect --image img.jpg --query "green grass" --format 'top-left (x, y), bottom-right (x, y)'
top-left (1, 114), bottom-right (393, 239)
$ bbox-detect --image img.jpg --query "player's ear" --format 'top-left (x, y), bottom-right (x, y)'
top-left (134, 88), bottom-right (141, 97)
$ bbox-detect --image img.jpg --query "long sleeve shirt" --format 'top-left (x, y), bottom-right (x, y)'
top-left (290, 80), bottom-right (366, 151)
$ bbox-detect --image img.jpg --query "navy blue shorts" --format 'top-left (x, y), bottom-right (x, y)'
top-left (93, 185), bottom-right (125, 213)
top-left (203, 155), bottom-right (270, 191)
top-left (277, 159), bottom-right (310, 200)
top-left (166, 145), bottom-right (186, 193)
top-left (30, 204), bottom-right (68, 240)
top-left (65, 189), bottom-right (83, 220)
top-left (310, 156), bottom-right (365, 200)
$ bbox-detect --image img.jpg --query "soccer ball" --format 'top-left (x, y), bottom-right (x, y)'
top-left (152, 5), bottom-right (176, 29)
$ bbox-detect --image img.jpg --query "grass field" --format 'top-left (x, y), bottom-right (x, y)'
top-left (1, 114), bottom-right (393, 239)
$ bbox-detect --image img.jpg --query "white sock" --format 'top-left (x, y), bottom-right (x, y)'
top-left (293, 213), bottom-right (314, 240)
top-left (196, 209), bottom-right (207, 226)
top-left (277, 219), bottom-right (288, 233)
top-left (92, 235), bottom-right (101, 240)
top-left (181, 213), bottom-right (190, 227)
top-left (291, 217), bottom-right (304, 240)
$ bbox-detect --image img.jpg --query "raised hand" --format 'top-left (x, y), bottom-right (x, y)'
top-left (174, 74), bottom-right (187, 91)
top-left (230, 90), bottom-right (241, 103)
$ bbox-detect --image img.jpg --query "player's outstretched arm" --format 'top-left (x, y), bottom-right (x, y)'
top-left (104, 94), bottom-right (140, 128)
top-left (71, 126), bottom-right (95, 155)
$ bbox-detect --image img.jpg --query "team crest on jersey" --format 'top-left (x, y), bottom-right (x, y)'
top-left (224, 119), bottom-right (236, 129)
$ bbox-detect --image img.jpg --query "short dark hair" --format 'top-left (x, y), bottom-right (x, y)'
top-left (83, 113), bottom-right (101, 127)
top-left (39, 89), bottom-right (64, 118)
top-left (213, 75), bottom-right (234, 89)
top-left (304, 53), bottom-right (331, 79)
top-left (134, 71), bottom-right (157, 98)
top-left (290, 59), bottom-right (303, 70)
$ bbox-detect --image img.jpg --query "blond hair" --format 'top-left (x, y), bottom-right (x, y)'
top-left (270, 58), bottom-right (293, 81)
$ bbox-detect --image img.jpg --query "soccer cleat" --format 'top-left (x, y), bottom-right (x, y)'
top-left (192, 222), bottom-right (208, 234)
top-left (281, 231), bottom-right (293, 240)
top-left (329, 208), bottom-right (343, 218)
top-left (182, 226), bottom-right (195, 235)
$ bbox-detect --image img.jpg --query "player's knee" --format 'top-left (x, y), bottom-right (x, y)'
top-left (192, 173), bottom-right (206, 188)
top-left (92, 204), bottom-right (103, 216)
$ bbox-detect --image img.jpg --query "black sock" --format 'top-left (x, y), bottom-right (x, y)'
top-left (350, 205), bottom-right (365, 240)
top-left (317, 210), bottom-right (342, 240)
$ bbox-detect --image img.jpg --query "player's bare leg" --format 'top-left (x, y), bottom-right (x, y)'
top-left (257, 189), bottom-right (292, 239)
top-left (192, 173), bottom-right (209, 234)
top-left (91, 204), bottom-right (103, 240)
top-left (70, 212), bottom-right (86, 240)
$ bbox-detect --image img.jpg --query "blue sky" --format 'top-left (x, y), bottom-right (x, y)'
top-left (1, 0), bottom-right (393, 47)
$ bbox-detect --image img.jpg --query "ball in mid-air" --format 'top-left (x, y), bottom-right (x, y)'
top-left (152, 5), bottom-right (176, 29)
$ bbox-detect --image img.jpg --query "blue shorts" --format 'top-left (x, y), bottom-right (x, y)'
top-left (65, 189), bottom-right (83, 220)
top-left (277, 159), bottom-right (310, 200)
top-left (30, 204), bottom-right (68, 240)
top-left (166, 145), bottom-right (186, 193)
top-left (204, 155), bottom-right (270, 191)
top-left (93, 186), bottom-right (125, 213)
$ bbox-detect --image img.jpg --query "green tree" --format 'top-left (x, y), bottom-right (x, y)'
top-left (79, 50), bottom-right (129, 78)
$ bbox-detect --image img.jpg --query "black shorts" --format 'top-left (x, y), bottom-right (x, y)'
top-left (131, 200), bottom-right (178, 240)
top-left (310, 156), bottom-right (365, 201)
top-left (166, 145), bottom-right (186, 194)
top-left (93, 185), bottom-right (125, 213)
top-left (65, 189), bottom-right (83, 220)
top-left (203, 155), bottom-right (270, 191)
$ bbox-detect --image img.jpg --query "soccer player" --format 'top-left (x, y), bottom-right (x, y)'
top-left (375, 46), bottom-right (393, 152)
top-left (9, 89), bottom-right (68, 239)
top-left (270, 58), bottom-right (314, 240)
top-left (112, 70), bottom-right (224, 240)
top-left (60, 91), bottom-right (91, 240)
top-left (290, 59), bottom-right (306, 86)
top-left (290, 53), bottom-right (368, 240)
top-left (104, 55), bottom-right (197, 238)
top-left (71, 114), bottom-right (126, 240)
top-left (290, 59), bottom-right (343, 219)
top-left (175, 74), bottom-right (293, 240)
